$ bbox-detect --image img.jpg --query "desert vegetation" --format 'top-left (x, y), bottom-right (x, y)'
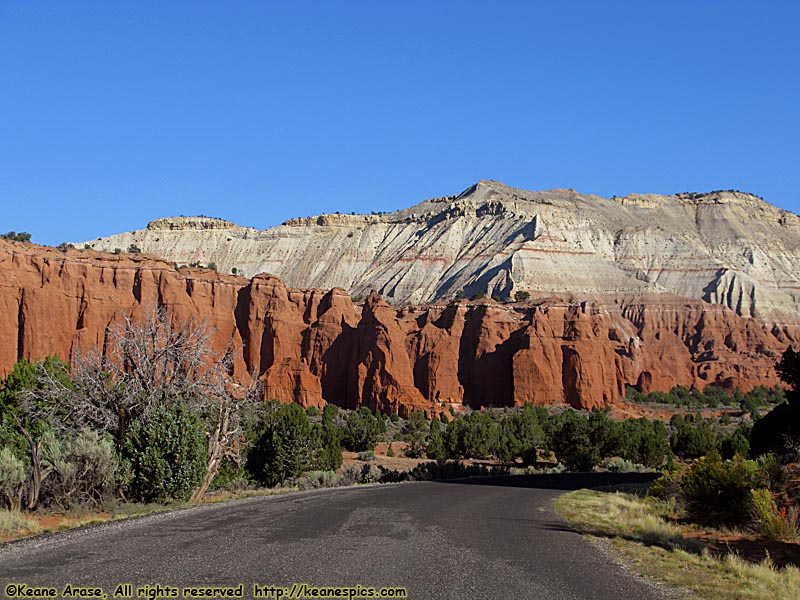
top-left (1, 307), bottom-right (798, 578)
top-left (0, 231), bottom-right (32, 243)
top-left (624, 382), bottom-right (785, 415)
top-left (556, 490), bottom-right (800, 600)
top-left (555, 346), bottom-right (800, 598)
top-left (0, 309), bottom-right (261, 513)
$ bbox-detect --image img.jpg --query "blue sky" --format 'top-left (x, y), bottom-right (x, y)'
top-left (1, 0), bottom-right (798, 246)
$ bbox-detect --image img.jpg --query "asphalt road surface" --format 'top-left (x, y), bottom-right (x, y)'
top-left (1, 474), bottom-right (676, 600)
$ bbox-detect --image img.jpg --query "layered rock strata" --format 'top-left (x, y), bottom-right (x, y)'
top-left (84, 181), bottom-right (800, 327)
top-left (1, 241), bottom-right (795, 415)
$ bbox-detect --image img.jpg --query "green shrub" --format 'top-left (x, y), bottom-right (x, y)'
top-left (775, 346), bottom-right (799, 393)
top-left (322, 403), bottom-right (339, 426)
top-left (719, 431), bottom-right (750, 460)
top-left (40, 429), bottom-right (118, 509)
top-left (209, 457), bottom-right (248, 492)
top-left (750, 488), bottom-right (798, 540)
top-left (751, 347), bottom-right (800, 460)
top-left (496, 404), bottom-right (545, 466)
top-left (669, 415), bottom-right (718, 459)
top-left (402, 409), bottom-right (428, 458)
top-left (341, 407), bottom-right (381, 452)
top-left (648, 468), bottom-right (685, 503)
top-left (425, 419), bottom-right (445, 459)
top-left (750, 395), bottom-right (800, 459)
top-left (541, 408), bottom-right (660, 471)
top-left (315, 423), bottom-right (343, 472)
top-left (1, 356), bottom-right (74, 510)
top-left (443, 411), bottom-right (499, 460)
top-left (0, 231), bottom-right (32, 243)
top-left (604, 457), bottom-right (645, 473)
top-left (462, 411), bottom-right (499, 459)
top-left (619, 418), bottom-right (670, 467)
top-left (624, 385), bottom-right (644, 403)
top-left (122, 401), bottom-right (207, 503)
top-left (680, 451), bottom-right (764, 526)
top-left (756, 453), bottom-right (786, 489)
top-left (547, 411), bottom-right (599, 471)
top-left (0, 448), bottom-right (25, 511)
top-left (247, 402), bottom-right (318, 486)
top-left (624, 383), bottom-right (785, 410)
top-left (294, 470), bottom-right (339, 490)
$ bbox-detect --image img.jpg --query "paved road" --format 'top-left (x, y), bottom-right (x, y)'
top-left (1, 474), bottom-right (673, 599)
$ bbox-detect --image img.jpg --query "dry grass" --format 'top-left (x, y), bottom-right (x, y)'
top-left (0, 510), bottom-right (41, 540)
top-left (556, 489), bottom-right (800, 600)
top-left (555, 489), bottom-right (690, 550)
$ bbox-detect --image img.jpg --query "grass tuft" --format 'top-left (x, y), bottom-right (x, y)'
top-left (555, 489), bottom-right (690, 550)
top-left (0, 510), bottom-right (41, 537)
top-left (556, 489), bottom-right (800, 600)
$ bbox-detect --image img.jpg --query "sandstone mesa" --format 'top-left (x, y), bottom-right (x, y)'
top-left (3, 178), bottom-right (800, 416)
top-left (84, 181), bottom-right (800, 327)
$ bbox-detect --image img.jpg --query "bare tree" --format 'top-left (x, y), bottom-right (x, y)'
top-left (190, 376), bottom-right (261, 501)
top-left (27, 307), bottom-right (261, 501)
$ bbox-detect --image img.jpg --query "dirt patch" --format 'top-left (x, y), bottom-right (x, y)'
top-left (684, 528), bottom-right (800, 569)
top-left (610, 400), bottom-right (742, 421)
top-left (0, 511), bottom-right (110, 543)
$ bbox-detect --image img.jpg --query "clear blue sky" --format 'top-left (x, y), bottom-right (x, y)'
top-left (1, 0), bottom-right (798, 246)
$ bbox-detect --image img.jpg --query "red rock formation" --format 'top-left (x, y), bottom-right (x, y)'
top-left (349, 292), bottom-right (430, 416)
top-left (0, 240), bottom-right (795, 415)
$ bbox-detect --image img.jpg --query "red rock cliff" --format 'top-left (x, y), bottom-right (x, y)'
top-left (1, 241), bottom-right (795, 415)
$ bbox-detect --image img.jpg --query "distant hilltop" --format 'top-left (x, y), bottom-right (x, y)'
top-left (146, 216), bottom-right (239, 230)
top-left (82, 180), bottom-right (800, 326)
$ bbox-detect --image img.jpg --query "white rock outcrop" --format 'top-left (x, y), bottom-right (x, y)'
top-left (83, 181), bottom-right (800, 325)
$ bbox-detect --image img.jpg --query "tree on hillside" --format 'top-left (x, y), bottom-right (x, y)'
top-left (1, 231), bottom-right (32, 243)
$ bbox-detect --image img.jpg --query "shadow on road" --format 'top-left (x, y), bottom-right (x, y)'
top-left (432, 471), bottom-right (659, 491)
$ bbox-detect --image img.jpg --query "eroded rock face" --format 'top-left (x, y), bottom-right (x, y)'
top-left (0, 241), bottom-right (795, 414)
top-left (83, 181), bottom-right (800, 326)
